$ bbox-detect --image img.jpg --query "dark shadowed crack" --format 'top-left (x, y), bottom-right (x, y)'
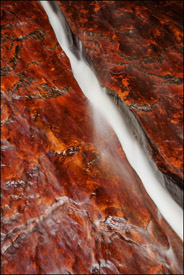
top-left (40, 83), bottom-right (70, 98)
top-left (1, 64), bottom-right (12, 76)
top-left (16, 72), bottom-right (36, 89)
top-left (1, 44), bottom-right (23, 75)
top-left (15, 29), bottom-right (46, 42)
top-left (1, 30), bottom-right (46, 76)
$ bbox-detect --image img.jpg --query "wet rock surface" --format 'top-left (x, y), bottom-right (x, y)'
top-left (1, 1), bottom-right (183, 274)
top-left (58, 0), bottom-right (183, 206)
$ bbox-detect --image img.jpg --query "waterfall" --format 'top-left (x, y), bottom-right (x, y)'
top-left (40, 1), bottom-right (183, 240)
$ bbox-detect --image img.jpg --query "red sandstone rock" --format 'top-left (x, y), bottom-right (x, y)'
top-left (1, 1), bottom-right (183, 274)
top-left (58, 0), bottom-right (183, 206)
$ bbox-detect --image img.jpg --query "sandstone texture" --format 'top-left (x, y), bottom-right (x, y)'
top-left (1, 1), bottom-right (183, 274)
top-left (58, 0), bottom-right (183, 206)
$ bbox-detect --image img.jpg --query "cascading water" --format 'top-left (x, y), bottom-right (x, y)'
top-left (40, 1), bottom-right (183, 240)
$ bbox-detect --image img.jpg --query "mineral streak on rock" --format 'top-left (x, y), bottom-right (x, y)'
top-left (57, 0), bottom-right (183, 206)
top-left (1, 1), bottom-right (183, 275)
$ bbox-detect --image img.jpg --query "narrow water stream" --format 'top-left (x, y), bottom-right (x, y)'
top-left (40, 1), bottom-right (183, 240)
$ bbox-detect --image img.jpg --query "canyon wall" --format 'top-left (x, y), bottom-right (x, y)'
top-left (1, 1), bottom-right (183, 274)
top-left (58, 0), bottom-right (183, 206)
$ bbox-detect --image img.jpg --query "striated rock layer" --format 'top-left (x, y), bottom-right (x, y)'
top-left (1, 1), bottom-right (183, 274)
top-left (58, 0), bottom-right (183, 206)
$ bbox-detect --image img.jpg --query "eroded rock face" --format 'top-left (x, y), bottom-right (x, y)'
top-left (57, 0), bottom-right (183, 206)
top-left (1, 1), bottom-right (183, 274)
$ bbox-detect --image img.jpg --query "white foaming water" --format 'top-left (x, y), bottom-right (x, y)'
top-left (40, 1), bottom-right (183, 240)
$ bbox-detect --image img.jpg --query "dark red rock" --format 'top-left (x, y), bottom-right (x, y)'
top-left (1, 1), bottom-right (183, 274)
top-left (58, 0), bottom-right (183, 206)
